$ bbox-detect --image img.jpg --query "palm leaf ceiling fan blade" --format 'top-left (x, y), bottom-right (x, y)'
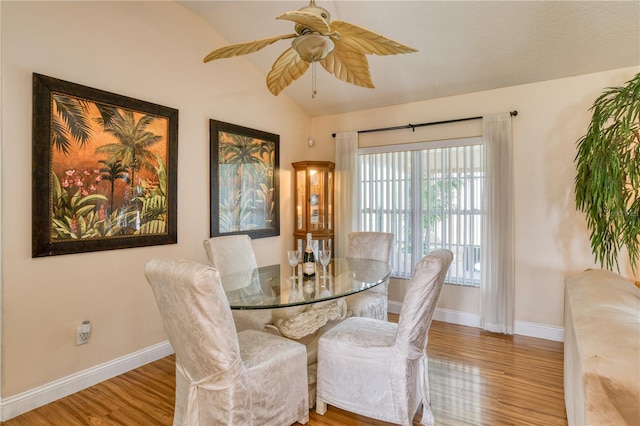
top-left (330, 21), bottom-right (419, 56)
top-left (203, 34), bottom-right (297, 62)
top-left (267, 48), bottom-right (310, 96)
top-left (203, 0), bottom-right (417, 95)
top-left (321, 48), bottom-right (374, 89)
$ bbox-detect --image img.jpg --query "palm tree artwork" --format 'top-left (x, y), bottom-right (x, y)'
top-left (95, 108), bottom-right (163, 195)
top-left (50, 93), bottom-right (169, 240)
top-left (94, 108), bottom-right (164, 232)
top-left (98, 158), bottom-right (129, 214)
top-left (217, 130), bottom-right (276, 233)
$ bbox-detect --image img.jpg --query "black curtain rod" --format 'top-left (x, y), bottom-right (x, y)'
top-left (331, 110), bottom-right (518, 137)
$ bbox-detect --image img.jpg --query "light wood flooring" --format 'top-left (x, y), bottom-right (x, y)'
top-left (1, 317), bottom-right (567, 425)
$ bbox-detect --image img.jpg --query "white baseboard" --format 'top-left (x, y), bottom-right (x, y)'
top-left (389, 301), bottom-right (564, 342)
top-left (1, 341), bottom-right (173, 421)
top-left (432, 308), bottom-right (482, 329)
top-left (514, 320), bottom-right (564, 342)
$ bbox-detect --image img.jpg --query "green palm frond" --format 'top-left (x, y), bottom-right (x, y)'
top-left (220, 133), bottom-right (263, 164)
top-left (152, 153), bottom-right (168, 197)
top-left (94, 108), bottom-right (164, 187)
top-left (219, 189), bottom-right (256, 233)
top-left (52, 93), bottom-right (93, 154)
top-left (575, 72), bottom-right (640, 273)
top-left (138, 220), bottom-right (166, 234)
top-left (141, 195), bottom-right (166, 221)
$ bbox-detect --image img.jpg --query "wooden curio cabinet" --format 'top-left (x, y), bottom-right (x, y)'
top-left (293, 161), bottom-right (334, 253)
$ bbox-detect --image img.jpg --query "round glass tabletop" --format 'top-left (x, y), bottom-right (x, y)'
top-left (220, 258), bottom-right (391, 309)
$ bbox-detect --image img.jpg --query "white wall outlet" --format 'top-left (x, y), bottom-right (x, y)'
top-left (76, 320), bottom-right (91, 345)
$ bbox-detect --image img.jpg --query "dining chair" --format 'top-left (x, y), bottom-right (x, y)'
top-left (344, 231), bottom-right (394, 320)
top-left (203, 235), bottom-right (273, 333)
top-left (144, 258), bottom-right (309, 426)
top-left (204, 235), bottom-right (344, 408)
top-left (315, 249), bottom-right (453, 426)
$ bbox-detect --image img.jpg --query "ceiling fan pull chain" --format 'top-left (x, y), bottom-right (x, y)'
top-left (312, 62), bottom-right (318, 98)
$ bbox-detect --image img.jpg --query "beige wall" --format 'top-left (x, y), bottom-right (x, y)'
top-left (0, 1), bottom-right (314, 397)
top-left (310, 66), bottom-right (640, 326)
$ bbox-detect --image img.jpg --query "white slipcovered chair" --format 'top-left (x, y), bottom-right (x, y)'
top-left (203, 235), bottom-right (344, 407)
top-left (316, 249), bottom-right (453, 426)
top-left (144, 258), bottom-right (309, 426)
top-left (344, 231), bottom-right (394, 320)
top-left (203, 235), bottom-right (273, 333)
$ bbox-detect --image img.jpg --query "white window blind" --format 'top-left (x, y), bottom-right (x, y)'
top-left (358, 137), bottom-right (483, 286)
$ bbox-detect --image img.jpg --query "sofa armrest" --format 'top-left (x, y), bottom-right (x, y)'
top-left (564, 269), bottom-right (640, 426)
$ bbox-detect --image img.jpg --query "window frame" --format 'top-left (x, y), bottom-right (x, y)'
top-left (357, 136), bottom-right (483, 286)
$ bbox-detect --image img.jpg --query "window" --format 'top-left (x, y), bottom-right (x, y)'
top-left (358, 137), bottom-right (483, 286)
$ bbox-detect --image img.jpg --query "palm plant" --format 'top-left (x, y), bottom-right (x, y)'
top-left (94, 108), bottom-right (163, 189)
top-left (98, 158), bottom-right (129, 213)
top-left (575, 72), bottom-right (640, 274)
top-left (51, 93), bottom-right (93, 154)
top-left (259, 140), bottom-right (275, 165)
top-left (222, 133), bottom-right (263, 165)
top-left (256, 181), bottom-right (275, 227)
top-left (256, 143), bottom-right (276, 226)
top-left (50, 172), bottom-right (108, 239)
top-left (137, 154), bottom-right (169, 234)
top-left (219, 189), bottom-right (256, 232)
top-left (423, 178), bottom-right (462, 229)
top-left (220, 133), bottom-right (263, 228)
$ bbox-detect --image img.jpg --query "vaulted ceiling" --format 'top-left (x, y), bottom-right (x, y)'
top-left (180, 1), bottom-right (640, 117)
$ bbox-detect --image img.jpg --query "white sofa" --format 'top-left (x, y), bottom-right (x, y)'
top-left (564, 269), bottom-right (640, 426)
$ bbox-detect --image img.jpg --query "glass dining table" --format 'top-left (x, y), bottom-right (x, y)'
top-left (220, 258), bottom-right (391, 310)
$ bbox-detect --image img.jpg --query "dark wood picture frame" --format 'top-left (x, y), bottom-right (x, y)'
top-left (210, 119), bottom-right (279, 239)
top-left (32, 73), bottom-right (178, 257)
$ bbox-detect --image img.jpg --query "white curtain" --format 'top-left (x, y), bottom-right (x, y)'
top-left (334, 132), bottom-right (358, 258)
top-left (480, 113), bottom-right (515, 334)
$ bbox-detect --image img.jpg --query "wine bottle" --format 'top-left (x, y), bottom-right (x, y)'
top-left (302, 233), bottom-right (316, 279)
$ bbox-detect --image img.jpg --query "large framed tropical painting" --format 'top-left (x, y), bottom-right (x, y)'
top-left (32, 73), bottom-right (178, 257)
top-left (210, 120), bottom-right (279, 239)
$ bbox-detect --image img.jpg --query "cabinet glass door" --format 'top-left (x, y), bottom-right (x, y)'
top-left (309, 168), bottom-right (324, 231)
top-left (296, 169), bottom-right (306, 232)
top-left (293, 161), bottom-right (334, 254)
top-left (327, 170), bottom-right (333, 230)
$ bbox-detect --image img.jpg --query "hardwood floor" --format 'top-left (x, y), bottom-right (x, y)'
top-left (1, 318), bottom-right (567, 426)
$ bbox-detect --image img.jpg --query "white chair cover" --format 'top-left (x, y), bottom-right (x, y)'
top-left (344, 232), bottom-right (394, 320)
top-left (316, 249), bottom-right (453, 426)
top-left (204, 235), bottom-right (343, 408)
top-left (203, 235), bottom-right (273, 332)
top-left (145, 258), bottom-right (309, 425)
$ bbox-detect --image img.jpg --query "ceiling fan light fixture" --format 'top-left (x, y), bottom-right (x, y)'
top-left (292, 34), bottom-right (334, 62)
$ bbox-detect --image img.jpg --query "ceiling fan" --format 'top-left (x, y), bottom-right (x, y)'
top-left (203, 0), bottom-right (418, 96)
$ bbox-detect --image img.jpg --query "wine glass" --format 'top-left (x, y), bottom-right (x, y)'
top-left (287, 249), bottom-right (300, 285)
top-left (319, 249), bottom-right (331, 278)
